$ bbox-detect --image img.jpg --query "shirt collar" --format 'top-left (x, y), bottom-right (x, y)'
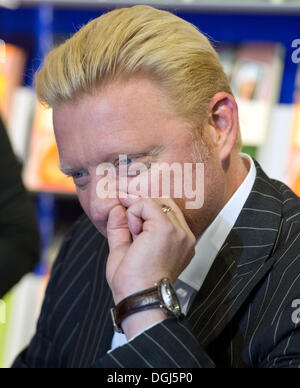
top-left (178, 153), bottom-right (257, 291)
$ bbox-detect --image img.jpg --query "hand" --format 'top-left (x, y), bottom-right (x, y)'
top-left (106, 196), bottom-right (196, 306)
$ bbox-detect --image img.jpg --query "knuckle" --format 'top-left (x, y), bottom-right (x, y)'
top-left (176, 228), bottom-right (188, 241)
top-left (190, 243), bottom-right (196, 255)
top-left (189, 233), bottom-right (196, 245)
top-left (164, 220), bottom-right (175, 234)
top-left (188, 247), bottom-right (196, 260)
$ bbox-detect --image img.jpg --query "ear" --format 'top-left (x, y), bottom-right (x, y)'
top-left (207, 92), bottom-right (239, 163)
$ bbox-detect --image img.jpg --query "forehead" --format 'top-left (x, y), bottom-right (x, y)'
top-left (53, 76), bottom-right (175, 127)
top-left (52, 77), bottom-right (191, 167)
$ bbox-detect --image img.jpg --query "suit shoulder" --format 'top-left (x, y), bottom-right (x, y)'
top-left (264, 178), bottom-right (300, 243)
top-left (271, 179), bottom-right (300, 220)
top-left (66, 213), bottom-right (103, 244)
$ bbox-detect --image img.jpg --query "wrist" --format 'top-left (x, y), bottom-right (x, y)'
top-left (110, 278), bottom-right (182, 335)
top-left (112, 274), bottom-right (172, 305)
top-left (113, 281), bottom-right (157, 306)
top-left (122, 308), bottom-right (168, 341)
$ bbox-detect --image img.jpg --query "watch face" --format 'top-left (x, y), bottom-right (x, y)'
top-left (160, 278), bottom-right (181, 317)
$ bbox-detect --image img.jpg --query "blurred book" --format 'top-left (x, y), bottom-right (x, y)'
top-left (0, 273), bottom-right (48, 368)
top-left (257, 104), bottom-right (294, 182)
top-left (218, 42), bottom-right (294, 189)
top-left (23, 102), bottom-right (76, 194)
top-left (286, 103), bottom-right (300, 196)
top-left (0, 43), bottom-right (27, 127)
top-left (287, 148), bottom-right (300, 196)
top-left (0, 292), bottom-right (13, 368)
top-left (231, 42), bottom-right (284, 146)
top-left (8, 87), bottom-right (36, 162)
top-left (294, 64), bottom-right (300, 104)
top-left (291, 103), bottom-right (300, 149)
top-left (217, 43), bottom-right (238, 82)
top-left (286, 65), bottom-right (300, 196)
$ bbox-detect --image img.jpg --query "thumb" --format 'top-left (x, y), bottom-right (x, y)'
top-left (107, 204), bottom-right (132, 252)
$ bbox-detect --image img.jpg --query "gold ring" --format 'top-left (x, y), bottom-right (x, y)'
top-left (161, 204), bottom-right (173, 214)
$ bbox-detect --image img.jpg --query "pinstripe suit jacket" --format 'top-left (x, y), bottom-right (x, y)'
top-left (13, 160), bottom-right (300, 368)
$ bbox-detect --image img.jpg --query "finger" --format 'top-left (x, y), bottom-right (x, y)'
top-left (118, 193), bottom-right (141, 209)
top-left (127, 211), bottom-right (143, 240)
top-left (125, 199), bottom-right (178, 237)
top-left (126, 198), bottom-right (169, 223)
top-left (120, 196), bottom-right (194, 239)
top-left (106, 204), bottom-right (132, 252)
top-left (155, 197), bottom-right (195, 238)
top-left (153, 198), bottom-right (182, 228)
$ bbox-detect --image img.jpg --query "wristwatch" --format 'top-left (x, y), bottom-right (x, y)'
top-left (110, 278), bottom-right (182, 334)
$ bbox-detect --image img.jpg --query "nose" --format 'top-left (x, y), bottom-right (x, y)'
top-left (88, 175), bottom-right (122, 228)
top-left (89, 190), bottom-right (121, 224)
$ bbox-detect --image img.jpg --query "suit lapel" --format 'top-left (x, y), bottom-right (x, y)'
top-left (187, 161), bottom-right (284, 348)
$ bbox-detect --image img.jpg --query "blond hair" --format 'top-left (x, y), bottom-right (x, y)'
top-left (35, 5), bottom-right (242, 150)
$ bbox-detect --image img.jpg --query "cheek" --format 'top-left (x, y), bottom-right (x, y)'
top-left (127, 173), bottom-right (152, 197)
top-left (77, 190), bottom-right (90, 217)
top-left (76, 187), bottom-right (109, 238)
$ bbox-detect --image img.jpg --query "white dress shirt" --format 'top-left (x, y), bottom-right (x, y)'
top-left (109, 153), bottom-right (257, 352)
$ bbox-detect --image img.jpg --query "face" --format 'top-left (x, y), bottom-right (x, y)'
top-left (53, 76), bottom-right (226, 239)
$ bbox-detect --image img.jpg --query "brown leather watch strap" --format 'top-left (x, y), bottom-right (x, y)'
top-left (111, 286), bottom-right (162, 333)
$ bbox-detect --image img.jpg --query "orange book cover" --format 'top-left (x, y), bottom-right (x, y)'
top-left (286, 66), bottom-right (300, 197)
top-left (287, 103), bottom-right (300, 197)
top-left (23, 102), bottom-right (76, 194)
top-left (0, 43), bottom-right (27, 125)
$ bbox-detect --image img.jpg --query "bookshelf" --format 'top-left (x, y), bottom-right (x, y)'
top-left (0, 1), bottom-right (300, 366)
top-left (7, 1), bottom-right (300, 15)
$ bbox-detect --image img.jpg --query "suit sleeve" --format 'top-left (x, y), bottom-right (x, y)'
top-left (93, 316), bottom-right (215, 368)
top-left (258, 273), bottom-right (300, 368)
top-left (11, 216), bottom-right (83, 368)
top-left (0, 117), bottom-right (40, 298)
top-left (250, 226), bottom-right (300, 369)
top-left (259, 329), bottom-right (300, 369)
top-left (257, 299), bottom-right (300, 369)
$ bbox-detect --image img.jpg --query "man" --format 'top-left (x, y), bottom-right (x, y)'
top-left (0, 115), bottom-right (40, 298)
top-left (13, 5), bottom-right (300, 368)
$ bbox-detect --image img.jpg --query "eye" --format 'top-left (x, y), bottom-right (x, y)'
top-left (117, 157), bottom-right (134, 166)
top-left (71, 170), bottom-right (89, 189)
top-left (113, 156), bottom-right (152, 178)
top-left (73, 171), bottom-right (88, 179)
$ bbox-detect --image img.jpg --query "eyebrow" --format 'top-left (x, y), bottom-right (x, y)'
top-left (60, 166), bottom-right (80, 177)
top-left (108, 145), bottom-right (164, 162)
top-left (60, 144), bottom-right (164, 176)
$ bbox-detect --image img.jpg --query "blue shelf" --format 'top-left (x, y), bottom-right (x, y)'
top-left (11, 1), bottom-right (300, 15)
